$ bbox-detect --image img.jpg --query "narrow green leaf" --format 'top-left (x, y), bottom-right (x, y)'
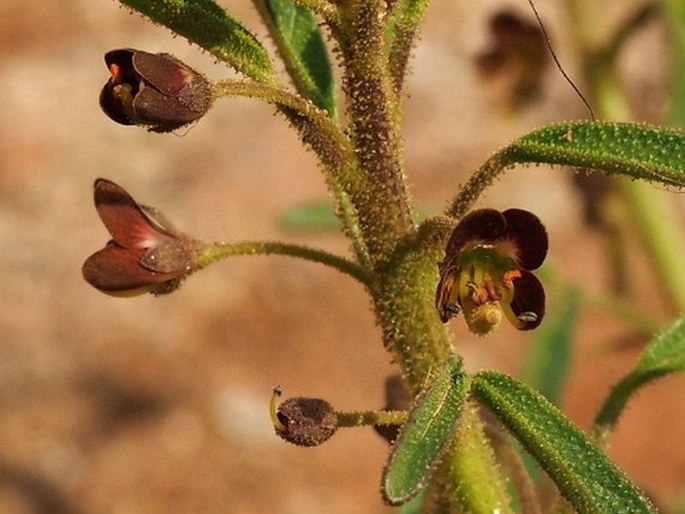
top-left (521, 287), bottom-right (580, 404)
top-left (451, 121), bottom-right (685, 218)
top-left (509, 122), bottom-right (685, 187)
top-left (472, 371), bottom-right (654, 514)
top-left (119, 0), bottom-right (274, 82)
top-left (595, 316), bottom-right (685, 431)
top-left (255, 0), bottom-right (337, 116)
top-left (382, 356), bottom-right (468, 506)
top-left (279, 201), bottom-right (341, 230)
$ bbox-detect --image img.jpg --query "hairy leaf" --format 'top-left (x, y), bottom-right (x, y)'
top-left (382, 356), bottom-right (468, 505)
top-left (472, 371), bottom-right (654, 514)
top-left (119, 0), bottom-right (274, 82)
top-left (451, 121), bottom-right (685, 218)
top-left (595, 316), bottom-right (685, 430)
top-left (255, 0), bottom-right (337, 116)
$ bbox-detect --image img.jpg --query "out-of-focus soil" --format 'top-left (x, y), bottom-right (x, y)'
top-left (1, 1), bottom-right (684, 513)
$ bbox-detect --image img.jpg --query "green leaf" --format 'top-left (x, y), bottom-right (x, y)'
top-left (451, 121), bottom-right (685, 218)
top-left (255, 0), bottom-right (337, 116)
top-left (509, 122), bottom-right (685, 187)
top-left (472, 371), bottom-right (654, 514)
top-left (521, 287), bottom-right (580, 404)
top-left (119, 0), bottom-right (274, 82)
top-left (595, 316), bottom-right (685, 431)
top-left (279, 201), bottom-right (341, 230)
top-left (382, 356), bottom-right (468, 506)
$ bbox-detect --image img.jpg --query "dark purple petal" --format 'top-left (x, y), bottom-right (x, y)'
top-left (133, 87), bottom-right (203, 132)
top-left (132, 51), bottom-right (193, 96)
top-left (99, 82), bottom-right (135, 126)
top-left (93, 179), bottom-right (176, 249)
top-left (508, 270), bottom-right (545, 330)
top-left (445, 208), bottom-right (507, 258)
top-left (82, 244), bottom-right (177, 294)
top-left (502, 208), bottom-right (548, 270)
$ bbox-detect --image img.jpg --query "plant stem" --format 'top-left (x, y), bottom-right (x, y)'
top-left (340, 0), bottom-right (414, 265)
top-left (336, 409), bottom-right (407, 427)
top-left (437, 401), bottom-right (514, 514)
top-left (196, 240), bottom-right (373, 286)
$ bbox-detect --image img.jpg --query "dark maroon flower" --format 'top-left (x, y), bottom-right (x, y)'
top-left (474, 11), bottom-right (548, 110)
top-left (100, 48), bottom-right (213, 132)
top-left (435, 208), bottom-right (548, 335)
top-left (82, 179), bottom-right (200, 296)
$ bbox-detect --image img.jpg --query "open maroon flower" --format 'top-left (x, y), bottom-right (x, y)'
top-left (82, 179), bottom-right (200, 296)
top-left (100, 48), bottom-right (213, 133)
top-left (435, 208), bottom-right (548, 335)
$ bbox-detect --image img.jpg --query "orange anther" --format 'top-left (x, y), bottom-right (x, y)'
top-left (503, 269), bottom-right (522, 288)
top-left (109, 63), bottom-right (122, 83)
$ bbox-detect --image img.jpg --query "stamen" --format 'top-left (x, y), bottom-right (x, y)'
top-left (503, 269), bottom-right (522, 288)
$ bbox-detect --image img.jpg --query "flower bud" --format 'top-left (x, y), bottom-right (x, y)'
top-left (100, 48), bottom-right (213, 133)
top-left (82, 179), bottom-right (201, 296)
top-left (273, 396), bottom-right (338, 447)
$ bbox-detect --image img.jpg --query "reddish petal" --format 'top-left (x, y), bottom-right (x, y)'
top-left (93, 179), bottom-right (175, 249)
top-left (507, 270), bottom-right (545, 330)
top-left (501, 208), bottom-right (548, 270)
top-left (132, 51), bottom-right (189, 96)
top-left (82, 244), bottom-right (178, 295)
top-left (133, 87), bottom-right (199, 131)
top-left (445, 208), bottom-right (507, 258)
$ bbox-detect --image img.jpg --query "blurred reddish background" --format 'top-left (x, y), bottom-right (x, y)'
top-left (1, 1), bottom-right (684, 512)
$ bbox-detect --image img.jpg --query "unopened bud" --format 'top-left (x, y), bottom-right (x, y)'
top-left (100, 48), bottom-right (212, 132)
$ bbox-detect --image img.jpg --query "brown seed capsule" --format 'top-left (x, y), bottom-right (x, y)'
top-left (274, 397), bottom-right (338, 447)
top-left (100, 48), bottom-right (213, 132)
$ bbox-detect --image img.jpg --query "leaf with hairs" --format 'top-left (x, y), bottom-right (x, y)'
top-left (255, 0), bottom-right (337, 116)
top-left (119, 0), bottom-right (274, 82)
top-left (595, 316), bottom-right (685, 431)
top-left (382, 356), bottom-right (468, 505)
top-left (472, 371), bottom-right (654, 514)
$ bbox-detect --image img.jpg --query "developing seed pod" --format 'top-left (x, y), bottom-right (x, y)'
top-left (271, 393), bottom-right (338, 447)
